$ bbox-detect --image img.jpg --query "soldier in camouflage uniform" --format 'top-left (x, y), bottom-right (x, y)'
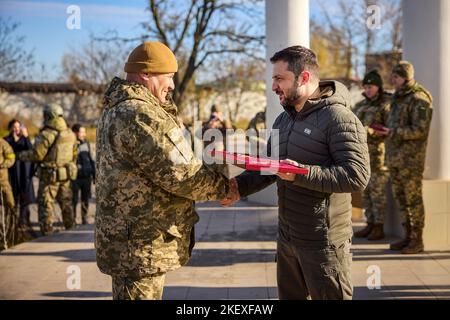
top-left (95, 42), bottom-right (230, 300)
top-left (0, 138), bottom-right (16, 249)
top-left (19, 104), bottom-right (78, 235)
top-left (353, 70), bottom-right (391, 240)
top-left (378, 61), bottom-right (433, 254)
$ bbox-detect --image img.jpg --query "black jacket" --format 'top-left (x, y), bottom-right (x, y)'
top-left (76, 140), bottom-right (95, 180)
top-left (236, 81), bottom-right (370, 247)
top-left (5, 135), bottom-right (35, 205)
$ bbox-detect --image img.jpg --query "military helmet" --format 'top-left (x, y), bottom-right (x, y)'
top-left (43, 103), bottom-right (64, 121)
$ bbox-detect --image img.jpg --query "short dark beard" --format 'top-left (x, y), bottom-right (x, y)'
top-left (281, 79), bottom-right (301, 107)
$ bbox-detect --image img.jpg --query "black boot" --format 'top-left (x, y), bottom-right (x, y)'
top-left (390, 224), bottom-right (411, 250)
top-left (354, 222), bottom-right (374, 238)
top-left (402, 230), bottom-right (424, 254)
top-left (368, 223), bottom-right (385, 240)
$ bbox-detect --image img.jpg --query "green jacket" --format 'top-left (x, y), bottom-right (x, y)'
top-left (95, 77), bottom-right (229, 278)
top-left (386, 82), bottom-right (433, 170)
top-left (353, 93), bottom-right (391, 171)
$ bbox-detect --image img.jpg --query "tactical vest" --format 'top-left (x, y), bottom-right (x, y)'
top-left (41, 128), bottom-right (77, 181)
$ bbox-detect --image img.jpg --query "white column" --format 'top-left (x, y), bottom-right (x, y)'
top-left (403, 0), bottom-right (450, 180)
top-left (248, 0), bottom-right (310, 205)
top-left (265, 0), bottom-right (310, 129)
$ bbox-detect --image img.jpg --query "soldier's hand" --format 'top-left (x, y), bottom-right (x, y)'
top-left (220, 178), bottom-right (240, 207)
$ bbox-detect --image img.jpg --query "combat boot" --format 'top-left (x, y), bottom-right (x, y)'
top-left (390, 224), bottom-right (411, 250)
top-left (354, 222), bottom-right (373, 238)
top-left (402, 230), bottom-right (424, 254)
top-left (368, 223), bottom-right (385, 240)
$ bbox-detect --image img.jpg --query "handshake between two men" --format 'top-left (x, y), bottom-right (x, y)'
top-left (219, 159), bottom-right (300, 207)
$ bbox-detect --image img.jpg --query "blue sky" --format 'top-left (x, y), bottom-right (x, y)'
top-left (1, 0), bottom-right (390, 82)
top-left (0, 0), bottom-right (153, 81)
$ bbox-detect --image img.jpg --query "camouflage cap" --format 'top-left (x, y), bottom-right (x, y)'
top-left (392, 61), bottom-right (415, 80)
top-left (363, 70), bottom-right (383, 88)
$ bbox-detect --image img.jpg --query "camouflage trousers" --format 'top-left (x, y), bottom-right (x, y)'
top-left (390, 166), bottom-right (425, 231)
top-left (37, 177), bottom-right (74, 230)
top-left (0, 180), bottom-right (17, 249)
top-left (112, 273), bottom-right (166, 300)
top-left (362, 169), bottom-right (389, 224)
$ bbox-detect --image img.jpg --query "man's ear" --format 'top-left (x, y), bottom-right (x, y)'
top-left (299, 71), bottom-right (311, 86)
top-left (140, 73), bottom-right (151, 81)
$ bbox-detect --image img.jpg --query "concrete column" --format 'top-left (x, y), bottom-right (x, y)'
top-left (265, 0), bottom-right (310, 129)
top-left (403, 0), bottom-right (450, 180)
top-left (248, 0), bottom-right (310, 205)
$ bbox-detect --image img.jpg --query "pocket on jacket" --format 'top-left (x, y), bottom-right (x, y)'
top-left (166, 128), bottom-right (194, 164)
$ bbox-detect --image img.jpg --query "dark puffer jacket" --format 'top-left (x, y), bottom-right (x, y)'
top-left (236, 81), bottom-right (370, 247)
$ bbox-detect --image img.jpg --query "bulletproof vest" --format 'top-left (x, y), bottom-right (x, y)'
top-left (42, 128), bottom-right (76, 168)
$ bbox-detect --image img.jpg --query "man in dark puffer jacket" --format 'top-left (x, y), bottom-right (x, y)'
top-left (222, 46), bottom-right (370, 300)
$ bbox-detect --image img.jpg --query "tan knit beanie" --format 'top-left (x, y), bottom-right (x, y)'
top-left (124, 41), bottom-right (178, 74)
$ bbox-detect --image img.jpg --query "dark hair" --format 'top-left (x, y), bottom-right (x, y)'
top-left (7, 119), bottom-right (20, 130)
top-left (270, 45), bottom-right (320, 81)
top-left (72, 123), bottom-right (83, 133)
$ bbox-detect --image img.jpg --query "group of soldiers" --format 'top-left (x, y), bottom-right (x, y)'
top-left (353, 61), bottom-right (433, 254)
top-left (0, 104), bottom-right (95, 249)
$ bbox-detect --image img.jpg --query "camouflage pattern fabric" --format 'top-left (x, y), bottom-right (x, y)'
top-left (0, 139), bottom-right (17, 249)
top-left (95, 77), bottom-right (230, 279)
top-left (19, 116), bottom-right (77, 231)
top-left (353, 93), bottom-right (391, 224)
top-left (386, 81), bottom-right (433, 231)
top-left (112, 273), bottom-right (166, 300)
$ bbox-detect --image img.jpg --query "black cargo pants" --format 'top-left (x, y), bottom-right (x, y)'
top-left (277, 238), bottom-right (353, 300)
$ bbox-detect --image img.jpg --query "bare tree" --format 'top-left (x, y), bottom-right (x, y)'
top-left (0, 17), bottom-right (35, 81)
top-left (60, 35), bottom-right (131, 124)
top-left (61, 34), bottom-right (130, 85)
top-left (210, 56), bottom-right (264, 123)
top-left (100, 0), bottom-right (265, 108)
top-left (315, 0), bottom-right (403, 79)
top-left (383, 0), bottom-right (402, 52)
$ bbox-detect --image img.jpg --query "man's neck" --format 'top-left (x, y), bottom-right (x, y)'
top-left (293, 83), bottom-right (320, 113)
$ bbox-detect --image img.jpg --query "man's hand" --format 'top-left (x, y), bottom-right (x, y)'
top-left (21, 126), bottom-right (29, 138)
top-left (276, 159), bottom-right (299, 182)
top-left (220, 178), bottom-right (240, 207)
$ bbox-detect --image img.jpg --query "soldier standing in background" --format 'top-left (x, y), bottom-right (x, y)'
top-left (0, 138), bottom-right (16, 249)
top-left (375, 61), bottom-right (433, 254)
top-left (71, 124), bottom-right (95, 225)
top-left (18, 104), bottom-right (78, 236)
top-left (353, 70), bottom-right (391, 240)
top-left (95, 42), bottom-right (232, 300)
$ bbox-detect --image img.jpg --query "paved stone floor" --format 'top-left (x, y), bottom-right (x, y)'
top-left (1, 200), bottom-right (450, 300)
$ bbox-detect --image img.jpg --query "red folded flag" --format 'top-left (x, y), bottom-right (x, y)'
top-left (211, 150), bottom-right (309, 175)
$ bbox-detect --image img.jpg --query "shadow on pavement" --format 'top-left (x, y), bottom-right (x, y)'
top-left (1, 248), bottom-right (95, 262)
top-left (189, 249), bottom-right (276, 267)
top-left (42, 291), bottom-right (111, 298)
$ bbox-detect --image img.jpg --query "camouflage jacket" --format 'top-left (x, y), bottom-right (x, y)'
top-left (0, 138), bottom-right (15, 183)
top-left (353, 93), bottom-right (391, 171)
top-left (95, 77), bottom-right (230, 278)
top-left (385, 82), bottom-right (433, 170)
top-left (19, 117), bottom-right (77, 181)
